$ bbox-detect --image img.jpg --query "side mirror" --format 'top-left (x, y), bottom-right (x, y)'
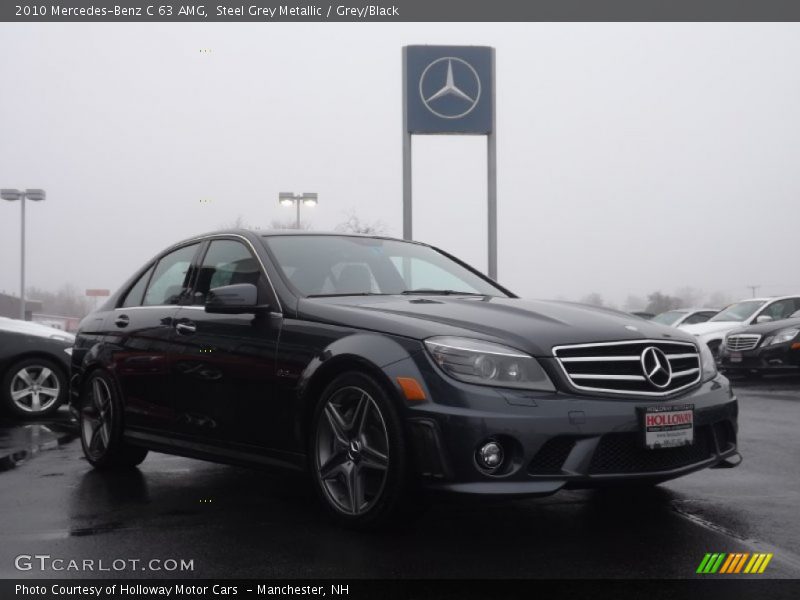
top-left (205, 283), bottom-right (264, 314)
top-left (755, 315), bottom-right (773, 324)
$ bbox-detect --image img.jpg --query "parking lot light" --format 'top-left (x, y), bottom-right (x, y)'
top-left (1, 188), bottom-right (46, 320)
top-left (278, 192), bottom-right (317, 228)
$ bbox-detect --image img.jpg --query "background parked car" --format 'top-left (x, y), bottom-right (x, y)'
top-left (719, 309), bottom-right (800, 376)
top-left (651, 308), bottom-right (719, 328)
top-left (629, 311), bottom-right (655, 320)
top-left (681, 295), bottom-right (800, 357)
top-left (0, 317), bottom-right (74, 418)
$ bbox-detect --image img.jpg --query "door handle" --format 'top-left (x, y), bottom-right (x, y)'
top-left (175, 321), bottom-right (196, 335)
top-left (114, 314), bottom-right (130, 328)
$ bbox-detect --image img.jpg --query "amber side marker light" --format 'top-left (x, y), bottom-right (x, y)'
top-left (792, 343), bottom-right (800, 350)
top-left (396, 377), bottom-right (427, 401)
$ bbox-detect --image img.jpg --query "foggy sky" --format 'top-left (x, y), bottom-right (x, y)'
top-left (1, 23), bottom-right (799, 307)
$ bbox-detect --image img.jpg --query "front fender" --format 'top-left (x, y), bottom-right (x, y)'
top-left (294, 333), bottom-right (423, 440)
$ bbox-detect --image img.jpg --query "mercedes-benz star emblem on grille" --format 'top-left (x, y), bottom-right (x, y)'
top-left (640, 346), bottom-right (672, 389)
top-left (419, 57), bottom-right (482, 120)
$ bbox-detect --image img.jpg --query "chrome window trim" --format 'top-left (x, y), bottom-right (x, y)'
top-left (118, 233), bottom-right (283, 315)
top-left (551, 339), bottom-right (702, 398)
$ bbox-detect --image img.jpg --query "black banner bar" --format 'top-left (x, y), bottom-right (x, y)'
top-left (4, 0), bottom-right (800, 23)
top-left (3, 579), bottom-right (800, 600)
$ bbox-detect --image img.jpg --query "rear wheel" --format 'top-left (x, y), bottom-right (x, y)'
top-left (79, 371), bottom-right (148, 469)
top-left (2, 357), bottom-right (66, 418)
top-left (310, 371), bottom-right (413, 529)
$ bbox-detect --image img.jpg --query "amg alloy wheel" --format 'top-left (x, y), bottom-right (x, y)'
top-left (2, 358), bottom-right (65, 418)
top-left (79, 371), bottom-right (148, 469)
top-left (311, 372), bottom-right (411, 529)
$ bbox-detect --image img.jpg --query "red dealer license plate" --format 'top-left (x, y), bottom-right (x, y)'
top-left (639, 404), bottom-right (694, 449)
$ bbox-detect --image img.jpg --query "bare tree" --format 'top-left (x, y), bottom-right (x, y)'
top-left (675, 286), bottom-right (703, 308)
top-left (269, 218), bottom-right (313, 230)
top-left (219, 215), bottom-right (261, 230)
top-left (335, 211), bottom-right (388, 235)
top-left (580, 293), bottom-right (605, 307)
top-left (707, 291), bottom-right (734, 309)
top-left (624, 295), bottom-right (646, 311)
top-left (27, 284), bottom-right (93, 318)
top-left (645, 291), bottom-right (682, 314)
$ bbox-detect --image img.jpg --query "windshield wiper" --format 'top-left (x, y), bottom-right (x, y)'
top-left (401, 289), bottom-right (485, 296)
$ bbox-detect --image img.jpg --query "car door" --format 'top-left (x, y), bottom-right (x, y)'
top-left (110, 242), bottom-right (201, 434)
top-left (168, 238), bottom-right (286, 454)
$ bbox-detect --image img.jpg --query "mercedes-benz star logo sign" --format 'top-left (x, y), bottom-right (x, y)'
top-left (640, 346), bottom-right (673, 389)
top-left (419, 57), bottom-right (482, 120)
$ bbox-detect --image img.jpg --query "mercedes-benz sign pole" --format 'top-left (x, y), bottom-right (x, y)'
top-left (402, 45), bottom-right (497, 279)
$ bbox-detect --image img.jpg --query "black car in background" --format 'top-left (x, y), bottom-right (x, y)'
top-left (70, 231), bottom-right (740, 528)
top-left (719, 310), bottom-right (800, 376)
top-left (0, 317), bottom-right (74, 418)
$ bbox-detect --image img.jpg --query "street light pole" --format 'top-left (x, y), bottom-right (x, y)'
top-left (1, 188), bottom-right (46, 320)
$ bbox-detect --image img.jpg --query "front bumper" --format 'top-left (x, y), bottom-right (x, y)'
top-left (719, 343), bottom-right (800, 373)
top-left (385, 357), bottom-right (739, 496)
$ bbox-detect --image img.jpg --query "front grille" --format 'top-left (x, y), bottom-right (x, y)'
top-left (553, 340), bottom-right (701, 396)
top-left (528, 437), bottom-right (576, 474)
top-left (726, 334), bottom-right (761, 352)
top-left (589, 426), bottom-right (714, 474)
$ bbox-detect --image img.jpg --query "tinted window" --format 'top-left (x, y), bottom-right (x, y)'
top-left (194, 240), bottom-right (264, 303)
top-left (263, 235), bottom-right (506, 298)
top-left (142, 244), bottom-right (200, 306)
top-left (121, 265), bottom-right (154, 308)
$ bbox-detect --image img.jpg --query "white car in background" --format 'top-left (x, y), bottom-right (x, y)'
top-left (681, 296), bottom-right (800, 357)
top-left (651, 308), bottom-right (719, 328)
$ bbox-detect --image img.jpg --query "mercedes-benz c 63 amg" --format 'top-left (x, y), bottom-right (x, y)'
top-left (70, 231), bottom-right (740, 528)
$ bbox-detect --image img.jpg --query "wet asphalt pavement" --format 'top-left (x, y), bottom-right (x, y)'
top-left (0, 375), bottom-right (798, 580)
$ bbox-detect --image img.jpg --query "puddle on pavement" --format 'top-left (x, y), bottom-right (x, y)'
top-left (0, 422), bottom-right (78, 472)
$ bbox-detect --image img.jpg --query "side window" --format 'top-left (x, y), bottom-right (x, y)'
top-left (194, 240), bottom-right (264, 303)
top-left (121, 265), bottom-right (154, 308)
top-left (142, 244), bottom-right (200, 306)
top-left (760, 299), bottom-right (795, 321)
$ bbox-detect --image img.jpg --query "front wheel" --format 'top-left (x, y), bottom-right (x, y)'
top-left (79, 371), bottom-right (148, 469)
top-left (2, 358), bottom-right (66, 418)
top-left (309, 371), bottom-right (413, 529)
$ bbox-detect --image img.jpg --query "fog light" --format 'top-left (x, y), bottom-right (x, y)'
top-left (477, 441), bottom-right (504, 469)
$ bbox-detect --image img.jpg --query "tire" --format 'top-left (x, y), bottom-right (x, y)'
top-left (309, 371), bottom-right (413, 530)
top-left (79, 370), bottom-right (148, 469)
top-left (2, 357), bottom-right (66, 418)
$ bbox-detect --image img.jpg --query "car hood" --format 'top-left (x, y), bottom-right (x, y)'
top-left (0, 317), bottom-right (75, 342)
top-left (679, 321), bottom-right (744, 337)
top-left (298, 296), bottom-right (695, 357)
top-left (727, 316), bottom-right (800, 336)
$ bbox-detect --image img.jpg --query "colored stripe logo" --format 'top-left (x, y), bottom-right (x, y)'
top-left (696, 552), bottom-right (773, 574)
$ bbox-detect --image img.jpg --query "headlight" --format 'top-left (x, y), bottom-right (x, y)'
top-left (424, 336), bottom-right (555, 391)
top-left (700, 343), bottom-right (717, 382)
top-left (769, 328), bottom-right (799, 345)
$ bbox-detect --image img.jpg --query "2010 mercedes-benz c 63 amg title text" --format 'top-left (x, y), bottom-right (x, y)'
top-left (70, 231), bottom-right (740, 528)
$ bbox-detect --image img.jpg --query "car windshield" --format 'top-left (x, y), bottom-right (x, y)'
top-left (651, 310), bottom-right (686, 326)
top-left (709, 300), bottom-right (766, 322)
top-left (262, 235), bottom-right (508, 298)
